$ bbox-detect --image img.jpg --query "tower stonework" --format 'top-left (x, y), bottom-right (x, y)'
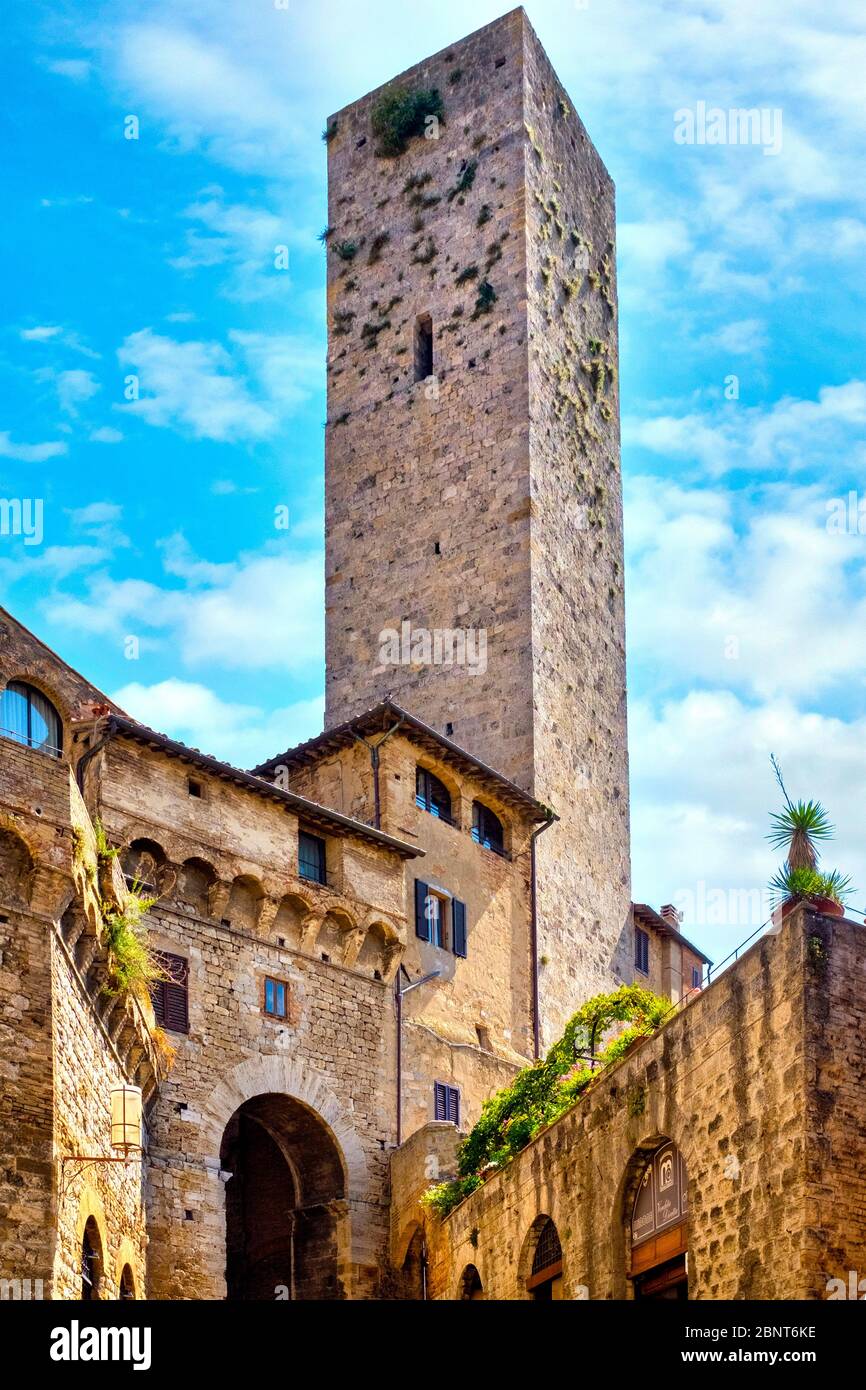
top-left (324, 8), bottom-right (631, 1041)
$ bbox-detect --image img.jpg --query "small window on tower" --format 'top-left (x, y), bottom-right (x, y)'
top-left (414, 314), bottom-right (433, 382)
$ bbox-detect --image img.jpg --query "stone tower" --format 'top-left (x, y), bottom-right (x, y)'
top-left (323, 7), bottom-right (632, 1042)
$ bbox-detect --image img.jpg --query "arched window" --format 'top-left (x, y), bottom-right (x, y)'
top-left (471, 801), bottom-right (504, 855)
top-left (118, 1264), bottom-right (136, 1300)
top-left (416, 767), bottom-right (452, 822)
top-left (0, 681), bottom-right (62, 757)
top-left (81, 1217), bottom-right (102, 1300)
top-left (527, 1218), bottom-right (562, 1300)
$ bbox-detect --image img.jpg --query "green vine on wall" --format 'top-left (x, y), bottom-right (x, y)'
top-left (422, 984), bottom-right (669, 1218)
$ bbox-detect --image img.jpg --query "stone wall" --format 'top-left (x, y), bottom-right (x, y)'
top-left (392, 905), bottom-right (866, 1300)
top-left (51, 933), bottom-right (148, 1300)
top-left (143, 895), bottom-right (396, 1299)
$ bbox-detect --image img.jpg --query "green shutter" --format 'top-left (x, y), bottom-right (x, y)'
top-left (452, 899), bottom-right (467, 957)
top-left (415, 879), bottom-right (430, 940)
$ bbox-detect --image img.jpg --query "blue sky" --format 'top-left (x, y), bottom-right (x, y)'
top-left (2, 0), bottom-right (865, 964)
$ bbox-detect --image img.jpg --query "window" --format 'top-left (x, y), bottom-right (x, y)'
top-left (414, 313), bottom-right (433, 381)
top-left (635, 926), bottom-right (649, 975)
top-left (416, 766), bottom-right (452, 821)
top-left (118, 1265), bottom-right (135, 1300)
top-left (81, 1218), bottom-right (101, 1301)
top-left (528, 1219), bottom-right (563, 1300)
top-left (691, 965), bottom-right (702, 990)
top-left (471, 801), bottom-right (505, 856)
top-left (415, 880), bottom-right (467, 956)
top-left (434, 1081), bottom-right (460, 1125)
top-left (188, 779), bottom-right (203, 798)
top-left (0, 681), bottom-right (62, 757)
top-left (299, 831), bottom-right (327, 885)
top-left (264, 976), bottom-right (289, 1018)
top-left (151, 951), bottom-right (189, 1033)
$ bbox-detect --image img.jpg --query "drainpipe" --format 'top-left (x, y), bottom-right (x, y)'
top-left (352, 718), bottom-right (403, 829)
top-left (530, 815), bottom-right (559, 1060)
top-left (395, 965), bottom-right (441, 1146)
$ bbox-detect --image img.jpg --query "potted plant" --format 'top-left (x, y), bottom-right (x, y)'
top-left (767, 756), bottom-right (852, 919)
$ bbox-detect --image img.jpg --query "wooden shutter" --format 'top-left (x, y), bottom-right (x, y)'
top-left (447, 1085), bottom-right (459, 1125)
top-left (415, 880), bottom-right (430, 941)
top-left (452, 899), bottom-right (467, 957)
top-left (153, 951), bottom-right (189, 1033)
top-left (434, 1082), bottom-right (446, 1121)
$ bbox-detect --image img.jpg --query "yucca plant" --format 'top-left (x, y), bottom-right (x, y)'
top-left (768, 865), bottom-right (852, 911)
top-left (767, 755), bottom-right (834, 870)
top-left (767, 756), bottom-right (852, 914)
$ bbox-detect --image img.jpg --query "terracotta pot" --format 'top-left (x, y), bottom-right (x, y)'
top-left (780, 894), bottom-right (845, 919)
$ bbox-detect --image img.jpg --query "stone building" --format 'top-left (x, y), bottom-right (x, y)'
top-left (1, 8), bottom-right (863, 1303)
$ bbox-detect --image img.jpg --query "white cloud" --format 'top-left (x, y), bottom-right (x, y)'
top-left (625, 474), bottom-right (866, 702)
top-left (44, 542), bottom-right (325, 675)
top-left (110, 677), bottom-right (324, 767)
top-left (170, 194), bottom-right (293, 300)
top-left (116, 328), bottom-right (275, 441)
top-left (624, 379), bottom-right (866, 477)
top-left (704, 318), bottom-right (768, 356)
top-left (0, 431), bottom-right (67, 462)
top-left (46, 58), bottom-right (91, 82)
top-left (56, 369), bottom-right (100, 416)
top-left (20, 325), bottom-right (62, 342)
top-left (90, 426), bottom-right (123, 444)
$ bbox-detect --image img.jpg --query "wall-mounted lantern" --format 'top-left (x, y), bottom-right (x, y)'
top-left (110, 1085), bottom-right (142, 1154)
top-left (60, 1085), bottom-right (144, 1196)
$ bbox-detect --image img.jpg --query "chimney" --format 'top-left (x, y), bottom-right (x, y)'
top-left (660, 904), bottom-right (682, 929)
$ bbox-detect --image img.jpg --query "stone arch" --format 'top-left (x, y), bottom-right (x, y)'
top-left (115, 1237), bottom-right (139, 1299)
top-left (174, 856), bottom-right (217, 917)
top-left (74, 1188), bottom-right (108, 1300)
top-left (272, 891), bottom-right (317, 950)
top-left (354, 917), bottom-right (403, 979)
top-left (398, 1226), bottom-right (426, 1300)
top-left (226, 873), bottom-right (265, 932)
top-left (617, 1134), bottom-right (691, 1301)
top-left (457, 1262), bottom-right (484, 1300)
top-left (200, 1054), bottom-right (368, 1207)
top-left (316, 906), bottom-right (358, 963)
top-left (518, 1213), bottom-right (563, 1300)
top-left (200, 1056), bottom-right (370, 1293)
top-left (121, 836), bottom-right (172, 897)
top-left (0, 822), bottom-right (35, 907)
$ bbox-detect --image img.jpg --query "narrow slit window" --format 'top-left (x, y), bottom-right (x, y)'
top-left (414, 314), bottom-right (433, 381)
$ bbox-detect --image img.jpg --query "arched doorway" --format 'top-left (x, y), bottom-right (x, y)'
top-left (525, 1217), bottom-right (563, 1300)
top-left (459, 1264), bottom-right (484, 1300)
top-left (118, 1264), bottom-right (136, 1300)
top-left (220, 1093), bottom-right (347, 1301)
top-left (630, 1142), bottom-right (689, 1300)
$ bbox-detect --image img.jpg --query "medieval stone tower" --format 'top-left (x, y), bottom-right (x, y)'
top-left (323, 8), bottom-right (631, 1042)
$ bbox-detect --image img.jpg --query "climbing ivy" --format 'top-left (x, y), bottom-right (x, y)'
top-left (422, 984), bottom-right (669, 1218)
